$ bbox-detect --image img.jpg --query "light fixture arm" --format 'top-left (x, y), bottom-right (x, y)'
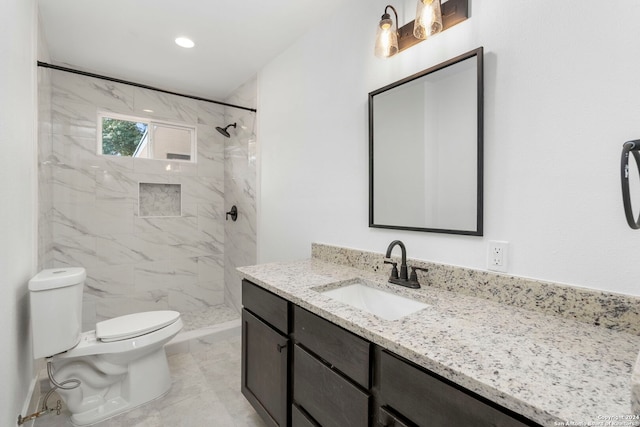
top-left (384, 5), bottom-right (399, 34)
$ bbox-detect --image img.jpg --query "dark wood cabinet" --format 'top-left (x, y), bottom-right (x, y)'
top-left (241, 281), bottom-right (290, 427)
top-left (291, 404), bottom-right (320, 427)
top-left (241, 279), bottom-right (540, 427)
top-left (293, 306), bottom-right (370, 389)
top-left (293, 344), bottom-right (370, 427)
top-left (241, 310), bottom-right (289, 427)
top-left (378, 406), bottom-right (414, 427)
top-left (292, 306), bottom-right (371, 427)
top-left (242, 279), bottom-right (289, 334)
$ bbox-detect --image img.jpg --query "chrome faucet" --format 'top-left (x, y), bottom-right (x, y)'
top-left (384, 240), bottom-right (426, 289)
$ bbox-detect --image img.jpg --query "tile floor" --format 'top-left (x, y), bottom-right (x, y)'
top-left (33, 306), bottom-right (266, 427)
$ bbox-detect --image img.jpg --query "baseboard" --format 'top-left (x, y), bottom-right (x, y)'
top-left (19, 373), bottom-right (40, 427)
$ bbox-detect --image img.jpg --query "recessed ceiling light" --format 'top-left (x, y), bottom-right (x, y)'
top-left (142, 109), bottom-right (154, 113)
top-left (175, 37), bottom-right (195, 48)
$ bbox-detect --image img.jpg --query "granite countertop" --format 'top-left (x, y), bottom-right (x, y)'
top-left (238, 258), bottom-right (640, 427)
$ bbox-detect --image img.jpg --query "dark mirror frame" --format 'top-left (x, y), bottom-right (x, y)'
top-left (368, 47), bottom-right (484, 236)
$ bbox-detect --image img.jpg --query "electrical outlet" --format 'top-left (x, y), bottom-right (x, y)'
top-left (488, 241), bottom-right (508, 272)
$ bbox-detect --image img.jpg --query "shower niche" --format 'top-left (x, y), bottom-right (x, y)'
top-left (139, 183), bottom-right (182, 217)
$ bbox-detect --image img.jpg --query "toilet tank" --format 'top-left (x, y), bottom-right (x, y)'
top-left (29, 268), bottom-right (86, 359)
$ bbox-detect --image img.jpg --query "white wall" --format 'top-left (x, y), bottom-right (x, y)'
top-left (0, 0), bottom-right (38, 423)
top-left (257, 0), bottom-right (640, 295)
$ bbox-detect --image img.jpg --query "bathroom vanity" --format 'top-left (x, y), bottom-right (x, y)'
top-left (238, 251), bottom-right (640, 427)
top-left (241, 279), bottom-right (534, 426)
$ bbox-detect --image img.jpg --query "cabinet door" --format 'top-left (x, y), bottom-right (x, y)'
top-left (242, 309), bottom-right (289, 427)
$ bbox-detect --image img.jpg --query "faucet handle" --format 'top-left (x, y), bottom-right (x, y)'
top-left (409, 266), bottom-right (429, 283)
top-left (384, 259), bottom-right (399, 279)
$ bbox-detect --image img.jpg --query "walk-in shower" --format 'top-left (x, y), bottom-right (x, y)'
top-left (37, 64), bottom-right (257, 352)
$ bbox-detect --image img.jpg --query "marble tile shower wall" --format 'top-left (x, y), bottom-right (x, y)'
top-left (38, 67), bottom-right (53, 271)
top-left (223, 77), bottom-right (257, 312)
top-left (45, 70), bottom-right (227, 330)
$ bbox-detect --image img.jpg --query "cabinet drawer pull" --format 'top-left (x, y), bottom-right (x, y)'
top-left (277, 343), bottom-right (287, 352)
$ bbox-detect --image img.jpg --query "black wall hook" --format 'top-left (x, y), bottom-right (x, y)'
top-left (226, 205), bottom-right (238, 221)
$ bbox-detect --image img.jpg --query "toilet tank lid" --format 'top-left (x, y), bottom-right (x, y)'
top-left (96, 310), bottom-right (181, 342)
top-left (28, 268), bottom-right (86, 291)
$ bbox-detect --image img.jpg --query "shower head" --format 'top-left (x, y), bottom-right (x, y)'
top-left (216, 123), bottom-right (237, 138)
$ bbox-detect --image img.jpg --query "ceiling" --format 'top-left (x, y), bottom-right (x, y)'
top-left (37, 0), bottom-right (348, 102)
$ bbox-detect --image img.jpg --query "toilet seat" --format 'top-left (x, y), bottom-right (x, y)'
top-left (96, 310), bottom-right (180, 342)
top-left (54, 311), bottom-right (183, 359)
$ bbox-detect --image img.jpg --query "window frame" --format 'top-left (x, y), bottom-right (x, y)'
top-left (97, 111), bottom-right (197, 163)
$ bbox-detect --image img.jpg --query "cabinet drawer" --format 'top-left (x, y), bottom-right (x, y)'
top-left (378, 406), bottom-right (414, 427)
top-left (379, 350), bottom-right (538, 427)
top-left (294, 344), bottom-right (370, 427)
top-left (292, 404), bottom-right (319, 427)
top-left (293, 305), bottom-right (370, 388)
top-left (242, 280), bottom-right (289, 334)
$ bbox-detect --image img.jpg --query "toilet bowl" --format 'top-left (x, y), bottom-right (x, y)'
top-left (50, 312), bottom-right (183, 425)
top-left (29, 268), bottom-right (183, 426)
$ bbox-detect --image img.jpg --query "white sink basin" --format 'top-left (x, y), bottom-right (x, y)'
top-left (321, 282), bottom-right (429, 321)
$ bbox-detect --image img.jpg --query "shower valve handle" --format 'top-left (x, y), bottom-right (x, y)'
top-left (226, 205), bottom-right (238, 221)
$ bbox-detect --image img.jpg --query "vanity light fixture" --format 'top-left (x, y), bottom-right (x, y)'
top-left (374, 0), bottom-right (468, 58)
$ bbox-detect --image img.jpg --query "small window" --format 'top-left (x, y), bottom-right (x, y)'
top-left (98, 113), bottom-right (196, 162)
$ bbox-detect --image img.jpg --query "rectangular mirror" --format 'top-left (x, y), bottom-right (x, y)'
top-left (369, 47), bottom-right (483, 235)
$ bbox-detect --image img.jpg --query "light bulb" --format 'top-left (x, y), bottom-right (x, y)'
top-left (413, 0), bottom-right (443, 40)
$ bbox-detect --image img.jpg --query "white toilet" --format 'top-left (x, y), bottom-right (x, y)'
top-left (29, 267), bottom-right (183, 426)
